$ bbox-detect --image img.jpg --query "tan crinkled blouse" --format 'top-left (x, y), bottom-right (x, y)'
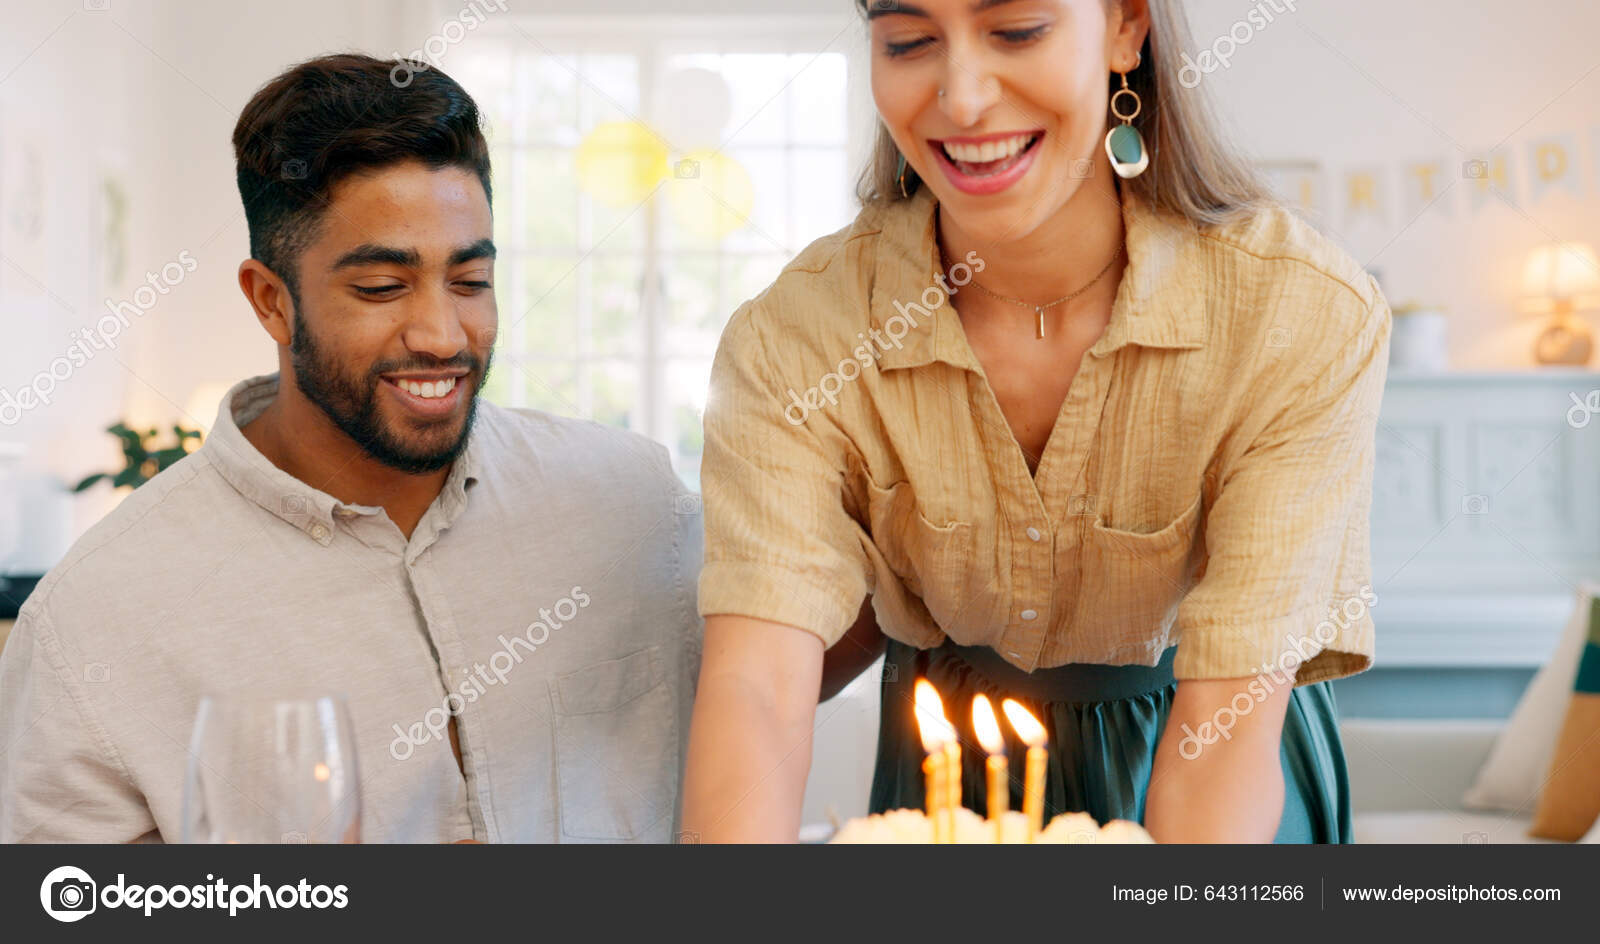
top-left (697, 186), bottom-right (1391, 686)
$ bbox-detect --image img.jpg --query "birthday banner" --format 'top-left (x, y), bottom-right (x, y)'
top-left (1261, 127), bottom-right (1600, 231)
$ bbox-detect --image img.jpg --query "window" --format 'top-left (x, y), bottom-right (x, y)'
top-left (452, 17), bottom-right (861, 488)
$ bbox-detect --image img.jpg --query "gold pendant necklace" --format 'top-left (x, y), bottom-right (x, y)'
top-left (943, 246), bottom-right (1122, 340)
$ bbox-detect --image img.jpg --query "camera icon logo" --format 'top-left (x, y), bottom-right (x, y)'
top-left (281, 494), bottom-right (308, 516)
top-left (1266, 326), bottom-right (1292, 348)
top-left (676, 830), bottom-right (701, 844)
top-left (674, 159), bottom-right (700, 180)
top-left (1069, 158), bottom-right (1094, 179)
top-left (83, 663), bottom-right (110, 683)
top-left (674, 493), bottom-right (703, 516)
top-left (1461, 160), bottom-right (1488, 180)
top-left (83, 0), bottom-right (111, 11)
top-left (40, 866), bottom-right (96, 922)
top-left (281, 159), bottom-right (308, 180)
top-left (1462, 494), bottom-right (1490, 516)
top-left (881, 661), bottom-right (899, 683)
top-left (1462, 831), bottom-right (1489, 845)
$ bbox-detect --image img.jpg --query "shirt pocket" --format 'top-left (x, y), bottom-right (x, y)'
top-left (863, 477), bottom-right (984, 627)
top-left (1076, 495), bottom-right (1204, 639)
top-left (549, 646), bottom-right (676, 842)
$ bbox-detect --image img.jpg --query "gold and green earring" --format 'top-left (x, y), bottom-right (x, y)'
top-left (1104, 70), bottom-right (1148, 179)
top-left (897, 152), bottom-right (913, 199)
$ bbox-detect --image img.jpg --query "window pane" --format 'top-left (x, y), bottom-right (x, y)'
top-left (788, 53), bottom-right (847, 146)
top-left (590, 254), bottom-right (643, 357)
top-left (510, 358), bottom-right (580, 417)
top-left (664, 359), bottom-right (713, 489)
top-left (522, 147), bottom-right (579, 249)
top-left (589, 360), bottom-right (640, 430)
top-left (518, 255), bottom-right (581, 358)
top-left (721, 53), bottom-right (794, 147)
top-left (587, 194), bottom-right (647, 252)
top-left (519, 52), bottom-right (580, 142)
top-left (791, 147), bottom-right (852, 247)
top-left (578, 54), bottom-right (641, 129)
top-left (663, 253), bottom-right (720, 356)
top-left (720, 147), bottom-right (789, 254)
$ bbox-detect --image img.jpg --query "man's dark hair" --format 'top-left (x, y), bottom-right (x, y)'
top-left (232, 53), bottom-right (492, 297)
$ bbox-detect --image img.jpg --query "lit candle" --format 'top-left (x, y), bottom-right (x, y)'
top-left (944, 728), bottom-right (961, 827)
top-left (914, 680), bottom-right (952, 843)
top-left (1002, 699), bottom-right (1048, 842)
top-left (971, 694), bottom-right (1008, 842)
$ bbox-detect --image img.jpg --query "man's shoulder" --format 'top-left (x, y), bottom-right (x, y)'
top-left (474, 402), bottom-right (682, 495)
top-left (19, 450), bottom-right (234, 638)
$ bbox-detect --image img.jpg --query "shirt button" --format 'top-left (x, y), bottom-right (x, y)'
top-left (310, 524), bottom-right (329, 541)
top-left (1026, 527), bottom-right (1042, 542)
top-left (1020, 609), bottom-right (1038, 621)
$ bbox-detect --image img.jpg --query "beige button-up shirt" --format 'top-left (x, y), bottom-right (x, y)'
top-left (0, 375), bottom-right (702, 842)
top-left (698, 187), bottom-right (1390, 686)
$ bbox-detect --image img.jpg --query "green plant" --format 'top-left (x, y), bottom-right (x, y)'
top-left (73, 422), bottom-right (202, 492)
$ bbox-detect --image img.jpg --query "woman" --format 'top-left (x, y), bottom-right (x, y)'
top-left (683, 0), bottom-right (1388, 843)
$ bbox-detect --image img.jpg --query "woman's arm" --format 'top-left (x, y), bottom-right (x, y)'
top-left (681, 614), bottom-right (824, 843)
top-left (1144, 674), bottom-right (1294, 843)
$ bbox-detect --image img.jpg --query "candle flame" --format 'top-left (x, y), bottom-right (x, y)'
top-left (1002, 698), bottom-right (1047, 748)
top-left (971, 694), bottom-right (1005, 755)
top-left (914, 679), bottom-right (952, 753)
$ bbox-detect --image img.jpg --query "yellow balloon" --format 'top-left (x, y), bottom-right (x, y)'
top-left (575, 121), bottom-right (669, 208)
top-left (666, 151), bottom-right (755, 240)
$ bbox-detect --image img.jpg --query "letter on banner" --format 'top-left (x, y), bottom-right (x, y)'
top-left (1342, 167), bottom-right (1387, 228)
top-left (1527, 133), bottom-right (1580, 203)
top-left (1262, 162), bottom-right (1325, 221)
top-left (1466, 150), bottom-right (1515, 212)
top-left (1402, 160), bottom-right (1451, 219)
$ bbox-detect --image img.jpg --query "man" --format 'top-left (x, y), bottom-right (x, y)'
top-left (0, 54), bottom-right (702, 842)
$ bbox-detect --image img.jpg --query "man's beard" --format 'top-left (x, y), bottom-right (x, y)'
top-left (288, 310), bottom-right (492, 475)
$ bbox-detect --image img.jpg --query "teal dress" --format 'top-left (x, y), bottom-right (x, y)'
top-left (868, 639), bottom-right (1352, 843)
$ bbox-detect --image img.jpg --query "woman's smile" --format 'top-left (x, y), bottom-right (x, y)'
top-left (928, 129), bottom-right (1047, 195)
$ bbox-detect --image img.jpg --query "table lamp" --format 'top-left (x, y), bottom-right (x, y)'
top-left (1519, 242), bottom-right (1600, 365)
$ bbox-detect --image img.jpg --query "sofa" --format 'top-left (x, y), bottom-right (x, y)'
top-left (1341, 718), bottom-right (1552, 844)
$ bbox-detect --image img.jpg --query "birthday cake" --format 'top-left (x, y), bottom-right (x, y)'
top-left (829, 808), bottom-right (1155, 844)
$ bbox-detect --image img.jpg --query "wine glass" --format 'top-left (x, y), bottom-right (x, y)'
top-left (181, 694), bottom-right (361, 843)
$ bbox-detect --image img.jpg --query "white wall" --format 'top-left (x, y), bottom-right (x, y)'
top-left (1186, 0), bottom-right (1600, 368)
top-left (1, 0), bottom-right (431, 567)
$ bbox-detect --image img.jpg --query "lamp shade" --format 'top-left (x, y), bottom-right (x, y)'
top-left (1519, 242), bottom-right (1600, 316)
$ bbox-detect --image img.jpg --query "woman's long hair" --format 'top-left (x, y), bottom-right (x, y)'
top-left (854, 0), bottom-right (1278, 228)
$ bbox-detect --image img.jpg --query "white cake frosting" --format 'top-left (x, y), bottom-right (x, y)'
top-left (829, 808), bottom-right (1155, 843)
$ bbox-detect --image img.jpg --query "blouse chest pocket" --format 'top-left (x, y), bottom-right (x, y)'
top-left (862, 478), bottom-right (990, 630)
top-left (549, 646), bottom-right (676, 843)
top-left (1073, 495), bottom-right (1204, 640)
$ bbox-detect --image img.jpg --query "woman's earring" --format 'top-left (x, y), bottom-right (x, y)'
top-left (1104, 70), bottom-right (1148, 179)
top-left (897, 152), bottom-right (913, 199)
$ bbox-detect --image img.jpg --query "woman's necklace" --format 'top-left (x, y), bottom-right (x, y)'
top-left (944, 246), bottom-right (1122, 340)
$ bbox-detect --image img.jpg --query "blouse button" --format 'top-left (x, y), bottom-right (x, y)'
top-left (1025, 527), bottom-right (1042, 542)
top-left (310, 523), bottom-right (330, 541)
top-left (1020, 609), bottom-right (1038, 621)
